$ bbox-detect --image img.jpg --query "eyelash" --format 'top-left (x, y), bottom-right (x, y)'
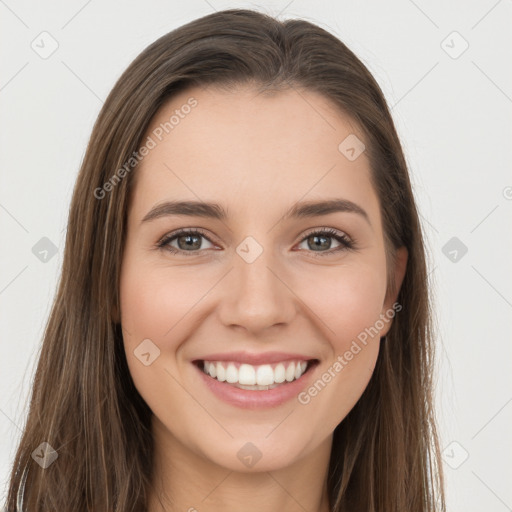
top-left (156, 227), bottom-right (355, 257)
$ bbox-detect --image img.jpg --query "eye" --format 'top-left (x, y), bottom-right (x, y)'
top-left (295, 228), bottom-right (354, 256)
top-left (157, 227), bottom-right (355, 257)
top-left (157, 228), bottom-right (216, 256)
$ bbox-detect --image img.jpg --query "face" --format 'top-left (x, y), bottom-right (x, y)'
top-left (119, 84), bottom-right (407, 473)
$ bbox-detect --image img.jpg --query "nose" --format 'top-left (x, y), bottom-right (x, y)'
top-left (216, 243), bottom-right (297, 335)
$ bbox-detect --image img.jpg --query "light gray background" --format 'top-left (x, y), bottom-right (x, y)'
top-left (1, 1), bottom-right (511, 510)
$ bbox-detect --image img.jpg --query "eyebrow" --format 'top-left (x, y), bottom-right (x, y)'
top-left (141, 198), bottom-right (371, 226)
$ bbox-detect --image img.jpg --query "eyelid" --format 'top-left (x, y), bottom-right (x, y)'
top-left (299, 226), bottom-right (352, 243)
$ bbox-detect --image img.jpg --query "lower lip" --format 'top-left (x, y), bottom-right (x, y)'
top-left (193, 361), bottom-right (318, 409)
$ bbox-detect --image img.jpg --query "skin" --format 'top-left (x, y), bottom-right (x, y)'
top-left (119, 84), bottom-right (408, 512)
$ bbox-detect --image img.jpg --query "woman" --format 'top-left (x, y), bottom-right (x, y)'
top-left (4, 8), bottom-right (446, 511)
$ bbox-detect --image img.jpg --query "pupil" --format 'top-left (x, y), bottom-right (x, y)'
top-left (309, 235), bottom-right (330, 251)
top-left (179, 234), bottom-right (201, 250)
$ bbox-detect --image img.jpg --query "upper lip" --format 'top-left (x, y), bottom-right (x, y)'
top-left (194, 351), bottom-right (317, 365)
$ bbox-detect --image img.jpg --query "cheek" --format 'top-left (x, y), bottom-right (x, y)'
top-left (119, 261), bottom-right (204, 419)
top-left (294, 260), bottom-right (386, 403)
top-left (120, 257), bottom-right (215, 345)
top-left (297, 266), bottom-right (386, 416)
top-left (299, 257), bottom-right (388, 345)
top-left (119, 259), bottom-right (225, 396)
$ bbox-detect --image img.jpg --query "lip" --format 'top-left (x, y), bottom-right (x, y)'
top-left (193, 351), bottom-right (314, 365)
top-left (193, 358), bottom-right (320, 409)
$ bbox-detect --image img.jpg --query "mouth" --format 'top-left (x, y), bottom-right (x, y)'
top-left (193, 358), bottom-right (319, 390)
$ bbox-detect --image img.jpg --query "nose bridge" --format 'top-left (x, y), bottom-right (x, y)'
top-left (218, 234), bottom-right (295, 332)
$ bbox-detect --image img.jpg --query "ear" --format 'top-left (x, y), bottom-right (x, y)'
top-left (380, 246), bottom-right (408, 337)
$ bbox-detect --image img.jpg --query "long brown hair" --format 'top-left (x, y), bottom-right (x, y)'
top-left (5, 8), bottom-right (445, 511)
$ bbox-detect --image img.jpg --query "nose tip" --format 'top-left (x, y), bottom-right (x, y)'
top-left (217, 249), bottom-right (296, 334)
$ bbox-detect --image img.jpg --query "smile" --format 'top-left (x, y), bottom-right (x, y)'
top-left (199, 360), bottom-right (312, 390)
top-left (192, 357), bottom-right (319, 409)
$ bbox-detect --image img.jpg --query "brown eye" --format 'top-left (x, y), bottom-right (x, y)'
top-left (296, 228), bottom-right (354, 255)
top-left (158, 229), bottom-right (215, 255)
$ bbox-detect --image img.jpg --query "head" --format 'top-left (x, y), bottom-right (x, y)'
top-left (6, 8), bottom-right (445, 512)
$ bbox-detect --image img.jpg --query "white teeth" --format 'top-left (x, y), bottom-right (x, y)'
top-left (216, 362), bottom-right (226, 382)
top-left (274, 363), bottom-right (286, 383)
top-left (256, 365), bottom-right (274, 386)
top-left (239, 364), bottom-right (256, 385)
top-left (200, 359), bottom-right (311, 387)
top-left (226, 363), bottom-right (238, 383)
top-left (285, 362), bottom-right (295, 382)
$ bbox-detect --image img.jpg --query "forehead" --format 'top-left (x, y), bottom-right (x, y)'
top-left (130, 84), bottom-right (379, 223)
